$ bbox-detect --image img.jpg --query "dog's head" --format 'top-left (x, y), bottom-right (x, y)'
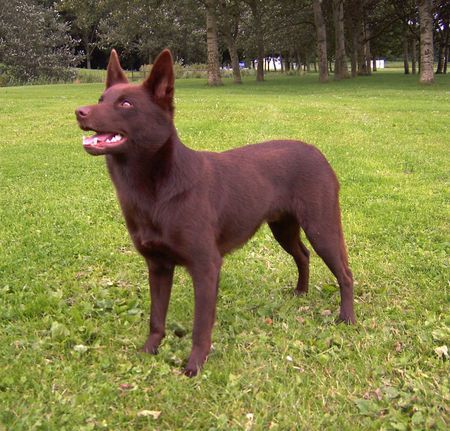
top-left (75, 49), bottom-right (174, 156)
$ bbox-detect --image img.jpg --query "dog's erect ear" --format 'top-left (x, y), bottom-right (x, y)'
top-left (144, 49), bottom-right (174, 115)
top-left (106, 49), bottom-right (128, 88)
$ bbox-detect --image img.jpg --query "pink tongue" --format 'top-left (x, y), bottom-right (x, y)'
top-left (84, 133), bottom-right (114, 145)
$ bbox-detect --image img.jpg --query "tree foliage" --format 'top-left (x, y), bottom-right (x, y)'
top-left (56, 0), bottom-right (110, 69)
top-left (0, 0), bottom-right (80, 84)
top-left (97, 0), bottom-right (206, 66)
top-left (1, 0), bottom-right (448, 85)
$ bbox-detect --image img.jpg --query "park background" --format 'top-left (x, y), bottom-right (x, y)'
top-left (1, 1), bottom-right (449, 430)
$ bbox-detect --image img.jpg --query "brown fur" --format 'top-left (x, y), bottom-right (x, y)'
top-left (75, 49), bottom-right (355, 377)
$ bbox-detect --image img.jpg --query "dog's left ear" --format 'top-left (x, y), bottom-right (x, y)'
top-left (106, 49), bottom-right (128, 88)
top-left (144, 49), bottom-right (174, 116)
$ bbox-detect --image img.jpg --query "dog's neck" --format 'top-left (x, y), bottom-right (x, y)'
top-left (106, 128), bottom-right (203, 200)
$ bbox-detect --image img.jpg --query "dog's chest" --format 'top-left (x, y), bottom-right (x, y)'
top-left (119, 194), bottom-right (185, 264)
top-left (107, 160), bottom-right (187, 265)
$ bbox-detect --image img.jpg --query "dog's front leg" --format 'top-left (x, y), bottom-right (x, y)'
top-left (184, 255), bottom-right (222, 377)
top-left (141, 260), bottom-right (175, 354)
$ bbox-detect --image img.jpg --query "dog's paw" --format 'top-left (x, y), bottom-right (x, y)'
top-left (140, 345), bottom-right (158, 355)
top-left (183, 350), bottom-right (208, 377)
top-left (183, 366), bottom-right (199, 378)
top-left (140, 339), bottom-right (160, 355)
top-left (336, 313), bottom-right (356, 325)
top-left (293, 287), bottom-right (308, 296)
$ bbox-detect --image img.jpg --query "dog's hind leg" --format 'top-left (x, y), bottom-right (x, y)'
top-left (302, 210), bottom-right (355, 324)
top-left (269, 216), bottom-right (310, 294)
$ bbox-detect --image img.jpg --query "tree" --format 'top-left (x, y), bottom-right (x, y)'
top-left (312, 0), bottom-right (328, 82)
top-left (412, 35), bottom-right (418, 74)
top-left (418, 0), bottom-right (434, 83)
top-left (0, 0), bottom-right (79, 84)
top-left (99, 0), bottom-right (206, 67)
top-left (218, 0), bottom-right (242, 84)
top-left (57, 0), bottom-right (108, 69)
top-left (403, 25), bottom-right (410, 74)
top-left (392, 0), bottom-right (419, 74)
top-left (356, 2), bottom-right (371, 75)
top-left (333, 0), bottom-right (349, 79)
top-left (256, 0), bottom-right (316, 74)
top-left (205, 0), bottom-right (223, 86)
top-left (246, 0), bottom-right (265, 81)
top-left (435, 0), bottom-right (449, 74)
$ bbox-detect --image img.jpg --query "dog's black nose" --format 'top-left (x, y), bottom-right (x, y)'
top-left (75, 107), bottom-right (90, 118)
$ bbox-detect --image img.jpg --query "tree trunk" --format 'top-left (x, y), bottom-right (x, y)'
top-left (229, 41), bottom-right (242, 83)
top-left (248, 0), bottom-right (264, 81)
top-left (333, 0), bottom-right (349, 80)
top-left (206, 0), bottom-right (223, 86)
top-left (357, 22), bottom-right (371, 75)
top-left (444, 42), bottom-right (449, 74)
top-left (372, 57), bottom-right (377, 72)
top-left (353, 0), bottom-right (370, 76)
top-left (412, 38), bottom-right (417, 74)
top-left (218, 0), bottom-right (242, 84)
top-left (403, 31), bottom-right (410, 74)
top-left (436, 27), bottom-right (447, 74)
top-left (357, 30), bottom-right (366, 74)
top-left (83, 34), bottom-right (92, 69)
top-left (312, 0), bottom-right (328, 82)
top-left (365, 28), bottom-right (372, 75)
top-left (444, 26), bottom-right (449, 74)
top-left (351, 29), bottom-right (357, 77)
top-left (418, 0), bottom-right (434, 84)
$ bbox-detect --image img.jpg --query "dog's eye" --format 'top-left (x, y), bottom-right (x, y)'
top-left (120, 100), bottom-right (133, 108)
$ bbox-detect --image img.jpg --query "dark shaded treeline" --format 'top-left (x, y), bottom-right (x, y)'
top-left (0, 0), bottom-right (448, 84)
top-left (57, 0), bottom-right (450, 85)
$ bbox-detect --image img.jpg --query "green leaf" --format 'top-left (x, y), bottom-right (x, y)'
top-left (383, 386), bottom-right (400, 399)
top-left (354, 399), bottom-right (379, 416)
top-left (50, 321), bottom-right (69, 340)
top-left (411, 411), bottom-right (424, 425)
top-left (390, 421), bottom-right (407, 431)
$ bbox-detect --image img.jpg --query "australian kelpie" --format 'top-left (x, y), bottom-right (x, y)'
top-left (75, 49), bottom-right (355, 376)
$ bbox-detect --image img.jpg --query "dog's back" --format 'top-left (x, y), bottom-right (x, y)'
top-left (198, 139), bottom-right (339, 254)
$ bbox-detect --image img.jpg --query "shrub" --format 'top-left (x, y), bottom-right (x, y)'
top-left (0, 0), bottom-right (80, 85)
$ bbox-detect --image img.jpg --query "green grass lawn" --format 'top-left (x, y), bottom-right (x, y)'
top-left (0, 71), bottom-right (449, 430)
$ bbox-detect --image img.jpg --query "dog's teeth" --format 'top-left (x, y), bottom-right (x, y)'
top-left (106, 139), bottom-right (111, 143)
top-left (93, 138), bottom-right (98, 145)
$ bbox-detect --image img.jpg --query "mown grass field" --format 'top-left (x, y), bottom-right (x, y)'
top-left (0, 71), bottom-right (449, 430)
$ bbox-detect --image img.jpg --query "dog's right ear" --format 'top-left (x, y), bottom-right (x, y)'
top-left (143, 49), bottom-right (174, 116)
top-left (106, 49), bottom-right (128, 88)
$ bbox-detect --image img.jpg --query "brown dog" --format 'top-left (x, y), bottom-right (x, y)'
top-left (75, 49), bottom-right (355, 376)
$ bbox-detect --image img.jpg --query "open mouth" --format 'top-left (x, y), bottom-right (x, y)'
top-left (82, 132), bottom-right (127, 154)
